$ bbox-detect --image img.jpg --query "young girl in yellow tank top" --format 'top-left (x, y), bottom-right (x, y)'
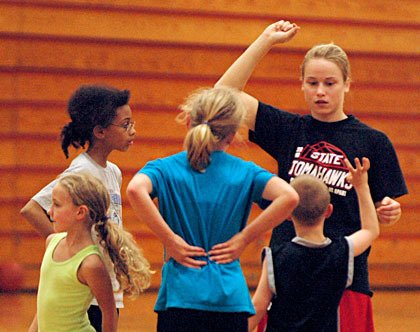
top-left (28, 173), bottom-right (153, 332)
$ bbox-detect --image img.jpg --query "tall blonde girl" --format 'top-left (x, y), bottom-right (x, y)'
top-left (215, 19), bottom-right (407, 332)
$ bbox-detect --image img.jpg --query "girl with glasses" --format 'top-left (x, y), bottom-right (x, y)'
top-left (21, 84), bottom-right (150, 331)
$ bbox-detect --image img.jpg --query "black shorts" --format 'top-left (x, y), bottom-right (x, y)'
top-left (87, 305), bottom-right (119, 332)
top-left (157, 308), bottom-right (248, 332)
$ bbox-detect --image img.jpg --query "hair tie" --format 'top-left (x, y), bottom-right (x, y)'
top-left (203, 121), bottom-right (209, 126)
top-left (96, 215), bottom-right (108, 226)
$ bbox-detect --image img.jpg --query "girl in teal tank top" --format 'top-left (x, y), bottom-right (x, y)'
top-left (29, 173), bottom-right (153, 332)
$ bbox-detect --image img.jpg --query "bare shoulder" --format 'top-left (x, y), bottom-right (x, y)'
top-left (78, 253), bottom-right (107, 285)
top-left (45, 233), bottom-right (56, 247)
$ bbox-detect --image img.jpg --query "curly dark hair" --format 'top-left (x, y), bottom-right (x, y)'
top-left (60, 84), bottom-right (130, 158)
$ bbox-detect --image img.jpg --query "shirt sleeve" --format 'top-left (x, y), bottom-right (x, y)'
top-left (31, 180), bottom-right (57, 212)
top-left (31, 161), bottom-right (92, 211)
top-left (249, 101), bottom-right (300, 160)
top-left (138, 159), bottom-right (164, 198)
top-left (368, 131), bottom-right (408, 202)
top-left (250, 162), bottom-right (276, 204)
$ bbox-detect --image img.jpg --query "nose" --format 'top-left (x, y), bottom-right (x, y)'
top-left (47, 207), bottom-right (53, 220)
top-left (316, 84), bottom-right (325, 96)
top-left (128, 121), bottom-right (136, 135)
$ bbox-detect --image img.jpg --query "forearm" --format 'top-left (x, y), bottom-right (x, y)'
top-left (356, 185), bottom-right (379, 237)
top-left (101, 310), bottom-right (118, 332)
top-left (127, 188), bottom-right (176, 246)
top-left (242, 190), bottom-right (298, 245)
top-left (249, 297), bottom-right (270, 332)
top-left (249, 259), bottom-right (272, 331)
top-left (215, 33), bottom-right (273, 91)
top-left (20, 200), bottom-right (54, 237)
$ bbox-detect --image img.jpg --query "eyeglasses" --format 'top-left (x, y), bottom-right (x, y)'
top-left (109, 121), bottom-right (136, 132)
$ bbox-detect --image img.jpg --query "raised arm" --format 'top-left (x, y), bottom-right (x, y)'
top-left (209, 176), bottom-right (299, 263)
top-left (215, 20), bottom-right (299, 130)
top-left (345, 157), bottom-right (380, 257)
top-left (20, 200), bottom-right (54, 237)
top-left (126, 174), bottom-right (207, 269)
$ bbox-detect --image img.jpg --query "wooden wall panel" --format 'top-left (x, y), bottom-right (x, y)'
top-left (0, 2), bottom-right (419, 54)
top-left (7, 104), bottom-right (420, 149)
top-left (2, 36), bottom-right (419, 87)
top-left (1, 71), bottom-right (419, 116)
top-left (0, 0), bottom-right (418, 290)
top-left (10, 0), bottom-right (419, 25)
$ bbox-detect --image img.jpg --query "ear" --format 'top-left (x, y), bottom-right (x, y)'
top-left (76, 205), bottom-right (89, 221)
top-left (185, 113), bottom-right (192, 129)
top-left (344, 80), bottom-right (350, 93)
top-left (325, 203), bottom-right (334, 218)
top-left (93, 125), bottom-right (106, 139)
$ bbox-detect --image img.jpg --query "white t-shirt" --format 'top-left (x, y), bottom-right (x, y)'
top-left (32, 152), bottom-right (124, 308)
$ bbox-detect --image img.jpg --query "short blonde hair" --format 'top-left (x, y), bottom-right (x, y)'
top-left (291, 175), bottom-right (330, 225)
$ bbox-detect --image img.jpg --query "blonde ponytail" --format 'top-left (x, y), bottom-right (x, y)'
top-left (58, 173), bottom-right (153, 298)
top-left (96, 221), bottom-right (153, 297)
top-left (177, 87), bottom-right (245, 172)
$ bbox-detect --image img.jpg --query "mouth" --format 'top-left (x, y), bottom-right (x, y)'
top-left (315, 100), bottom-right (328, 105)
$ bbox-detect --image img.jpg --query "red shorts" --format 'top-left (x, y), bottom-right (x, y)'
top-left (256, 290), bottom-right (374, 332)
top-left (339, 289), bottom-right (374, 332)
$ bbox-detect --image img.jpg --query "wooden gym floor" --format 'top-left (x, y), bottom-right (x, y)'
top-left (2, 289), bottom-right (419, 331)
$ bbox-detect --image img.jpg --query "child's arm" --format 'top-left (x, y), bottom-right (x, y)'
top-left (78, 255), bottom-right (117, 332)
top-left (28, 235), bottom-right (55, 331)
top-left (215, 20), bottom-right (299, 130)
top-left (20, 199), bottom-right (54, 237)
top-left (249, 258), bottom-right (273, 332)
top-left (28, 314), bottom-right (38, 332)
top-left (344, 157), bottom-right (380, 257)
top-left (126, 173), bottom-right (207, 269)
top-left (209, 176), bottom-right (299, 263)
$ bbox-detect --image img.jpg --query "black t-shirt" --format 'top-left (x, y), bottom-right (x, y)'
top-left (250, 101), bottom-right (408, 295)
top-left (266, 237), bottom-right (351, 332)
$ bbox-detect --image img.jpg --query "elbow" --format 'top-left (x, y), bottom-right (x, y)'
top-left (126, 181), bottom-right (146, 206)
top-left (20, 202), bottom-right (31, 219)
top-left (253, 300), bottom-right (267, 316)
top-left (374, 224), bottom-right (381, 240)
top-left (287, 188), bottom-right (300, 211)
top-left (126, 183), bottom-right (137, 203)
top-left (126, 178), bottom-right (139, 198)
top-left (214, 80), bottom-right (223, 89)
